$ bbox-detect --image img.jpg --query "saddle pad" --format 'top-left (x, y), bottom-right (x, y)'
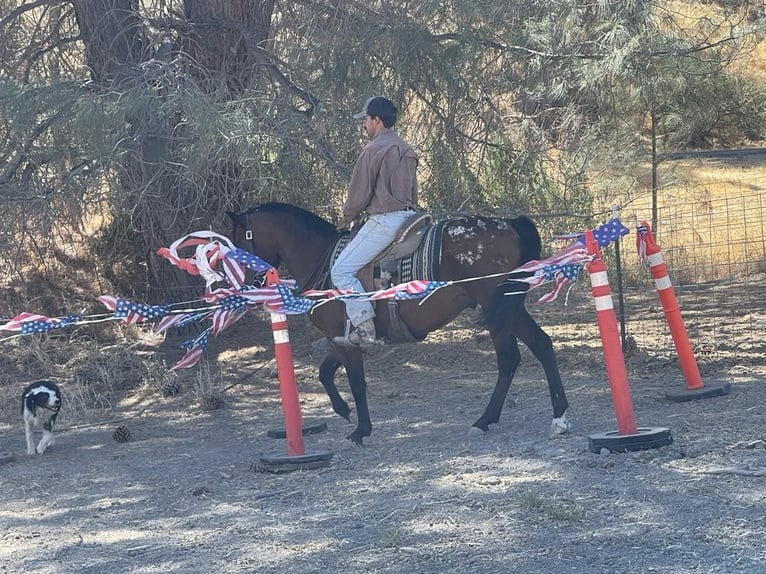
top-left (395, 219), bottom-right (448, 283)
top-left (317, 235), bottom-right (352, 291)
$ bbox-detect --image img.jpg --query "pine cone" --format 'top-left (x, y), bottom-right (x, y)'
top-left (113, 424), bottom-right (131, 443)
top-left (200, 393), bottom-right (225, 411)
top-left (159, 379), bottom-right (181, 397)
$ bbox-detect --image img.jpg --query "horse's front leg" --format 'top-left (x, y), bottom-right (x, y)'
top-left (335, 345), bottom-right (372, 445)
top-left (512, 309), bottom-right (570, 435)
top-left (471, 327), bottom-right (521, 433)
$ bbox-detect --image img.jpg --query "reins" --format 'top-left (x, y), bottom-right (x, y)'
top-left (238, 211), bottom-right (340, 293)
top-left (298, 233), bottom-right (343, 293)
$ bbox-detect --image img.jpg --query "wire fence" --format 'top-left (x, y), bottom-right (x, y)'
top-left (531, 184), bottom-right (766, 374)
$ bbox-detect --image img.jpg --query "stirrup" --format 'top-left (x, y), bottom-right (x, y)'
top-left (332, 320), bottom-right (355, 347)
top-left (348, 326), bottom-right (376, 345)
top-left (332, 320), bottom-right (379, 347)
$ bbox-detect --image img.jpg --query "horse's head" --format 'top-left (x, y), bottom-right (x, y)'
top-left (226, 208), bottom-right (282, 268)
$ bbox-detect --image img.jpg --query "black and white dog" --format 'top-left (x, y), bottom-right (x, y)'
top-left (22, 381), bottom-right (62, 455)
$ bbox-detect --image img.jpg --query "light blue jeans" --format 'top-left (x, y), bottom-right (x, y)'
top-left (331, 210), bottom-right (413, 326)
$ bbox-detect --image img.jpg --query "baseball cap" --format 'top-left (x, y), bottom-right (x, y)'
top-left (352, 96), bottom-right (398, 120)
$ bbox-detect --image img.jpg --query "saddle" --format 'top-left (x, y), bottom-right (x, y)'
top-left (371, 212), bottom-right (434, 289)
top-left (323, 212), bottom-right (436, 293)
top-left (314, 212), bottom-right (448, 344)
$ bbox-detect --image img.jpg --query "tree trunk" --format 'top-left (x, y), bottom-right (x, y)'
top-left (70, 0), bottom-right (276, 302)
top-left (72, 0), bottom-right (144, 83)
top-left (183, 0), bottom-right (275, 93)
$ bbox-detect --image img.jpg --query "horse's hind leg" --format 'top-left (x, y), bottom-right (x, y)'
top-left (511, 308), bottom-right (570, 434)
top-left (335, 346), bottom-right (372, 445)
top-left (318, 350), bottom-right (352, 421)
top-left (472, 328), bottom-right (522, 433)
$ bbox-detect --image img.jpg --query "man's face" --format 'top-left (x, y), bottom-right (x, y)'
top-left (363, 115), bottom-right (381, 138)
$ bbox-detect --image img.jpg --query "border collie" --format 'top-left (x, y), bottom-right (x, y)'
top-left (22, 381), bottom-right (62, 455)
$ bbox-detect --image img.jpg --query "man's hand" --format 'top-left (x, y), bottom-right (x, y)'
top-left (336, 217), bottom-right (351, 232)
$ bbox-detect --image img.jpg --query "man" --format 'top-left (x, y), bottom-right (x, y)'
top-left (331, 96), bottom-right (419, 346)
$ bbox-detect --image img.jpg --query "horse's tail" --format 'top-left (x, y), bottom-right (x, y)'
top-left (485, 216), bottom-right (541, 328)
top-left (512, 215), bottom-right (542, 263)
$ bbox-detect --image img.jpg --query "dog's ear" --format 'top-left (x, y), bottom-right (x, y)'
top-left (24, 394), bottom-right (36, 416)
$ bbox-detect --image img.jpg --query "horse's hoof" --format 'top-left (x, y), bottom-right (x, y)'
top-left (468, 425), bottom-right (486, 437)
top-left (346, 431), bottom-right (366, 445)
top-left (550, 414), bottom-right (571, 436)
top-left (332, 404), bottom-right (352, 421)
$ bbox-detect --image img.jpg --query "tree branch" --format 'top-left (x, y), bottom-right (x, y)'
top-left (0, 0), bottom-right (67, 30)
top-left (1, 110), bottom-right (66, 185)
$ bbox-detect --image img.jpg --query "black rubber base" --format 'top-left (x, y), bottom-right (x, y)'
top-left (0, 451), bottom-right (15, 465)
top-left (266, 421), bottom-right (328, 439)
top-left (588, 427), bottom-right (673, 453)
top-left (255, 449), bottom-right (333, 473)
top-left (665, 380), bottom-right (731, 403)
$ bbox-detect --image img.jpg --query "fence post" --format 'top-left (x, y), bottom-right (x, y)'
top-left (257, 268), bottom-right (333, 472)
top-left (584, 230), bottom-right (673, 453)
top-left (637, 222), bottom-right (731, 402)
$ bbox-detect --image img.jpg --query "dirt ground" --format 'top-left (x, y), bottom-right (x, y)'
top-left (1, 301), bottom-right (766, 574)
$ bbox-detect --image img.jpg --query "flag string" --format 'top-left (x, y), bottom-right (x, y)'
top-left (0, 218), bottom-right (629, 370)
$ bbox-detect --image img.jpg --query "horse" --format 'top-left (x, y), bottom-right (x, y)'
top-left (227, 202), bottom-right (570, 445)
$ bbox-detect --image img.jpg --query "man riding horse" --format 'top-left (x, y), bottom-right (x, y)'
top-left (331, 96), bottom-right (419, 346)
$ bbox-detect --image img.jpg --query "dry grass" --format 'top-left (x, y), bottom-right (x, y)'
top-left (611, 156), bottom-right (766, 282)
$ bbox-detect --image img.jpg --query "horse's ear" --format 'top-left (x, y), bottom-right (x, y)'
top-left (225, 210), bottom-right (237, 222)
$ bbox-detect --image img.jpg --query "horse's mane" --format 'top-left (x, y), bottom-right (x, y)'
top-left (245, 202), bottom-right (337, 237)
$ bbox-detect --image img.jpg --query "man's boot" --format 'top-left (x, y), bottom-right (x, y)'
top-left (348, 318), bottom-right (377, 345)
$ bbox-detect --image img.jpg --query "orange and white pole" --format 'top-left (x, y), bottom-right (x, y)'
top-left (264, 268), bottom-right (305, 457)
top-left (585, 230), bottom-right (638, 435)
top-left (636, 222), bottom-right (703, 390)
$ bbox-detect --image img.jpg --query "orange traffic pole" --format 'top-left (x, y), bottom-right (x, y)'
top-left (258, 269), bottom-right (333, 472)
top-left (585, 227), bottom-right (672, 453)
top-left (636, 222), bottom-right (730, 402)
top-left (264, 268), bottom-right (305, 457)
top-left (585, 230), bottom-right (637, 435)
top-left (637, 223), bottom-right (702, 389)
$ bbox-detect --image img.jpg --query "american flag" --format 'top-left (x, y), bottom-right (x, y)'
top-left (98, 296), bottom-right (171, 324)
top-left (158, 233), bottom-right (250, 289)
top-left (217, 294), bottom-right (250, 310)
top-left (225, 248), bottom-right (274, 274)
top-left (302, 287), bottom-right (355, 299)
top-left (0, 313), bottom-right (82, 334)
top-left (274, 284), bottom-right (315, 314)
top-left (504, 241), bottom-right (591, 303)
top-left (511, 241), bottom-right (592, 276)
top-left (154, 311), bottom-right (212, 334)
top-left (0, 312), bottom-right (51, 331)
top-left (534, 264), bottom-right (582, 304)
top-left (211, 304), bottom-right (248, 335)
top-left (393, 280), bottom-right (450, 300)
top-left (24, 314), bottom-right (81, 334)
top-left (578, 218), bottom-right (630, 248)
top-left (171, 329), bottom-right (210, 371)
top-left (636, 222), bottom-right (650, 260)
top-left (238, 285), bottom-right (284, 307)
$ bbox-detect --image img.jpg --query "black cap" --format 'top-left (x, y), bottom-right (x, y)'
top-left (352, 96), bottom-right (398, 120)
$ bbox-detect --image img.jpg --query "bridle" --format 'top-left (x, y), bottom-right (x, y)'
top-left (243, 227), bottom-right (258, 259)
top-left (234, 209), bottom-right (342, 293)
top-left (233, 211), bottom-right (259, 259)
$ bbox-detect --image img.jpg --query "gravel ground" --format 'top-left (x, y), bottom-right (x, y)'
top-left (1, 306), bottom-right (765, 574)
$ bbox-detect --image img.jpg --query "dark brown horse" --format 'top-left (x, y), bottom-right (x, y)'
top-left (227, 203), bottom-right (570, 444)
